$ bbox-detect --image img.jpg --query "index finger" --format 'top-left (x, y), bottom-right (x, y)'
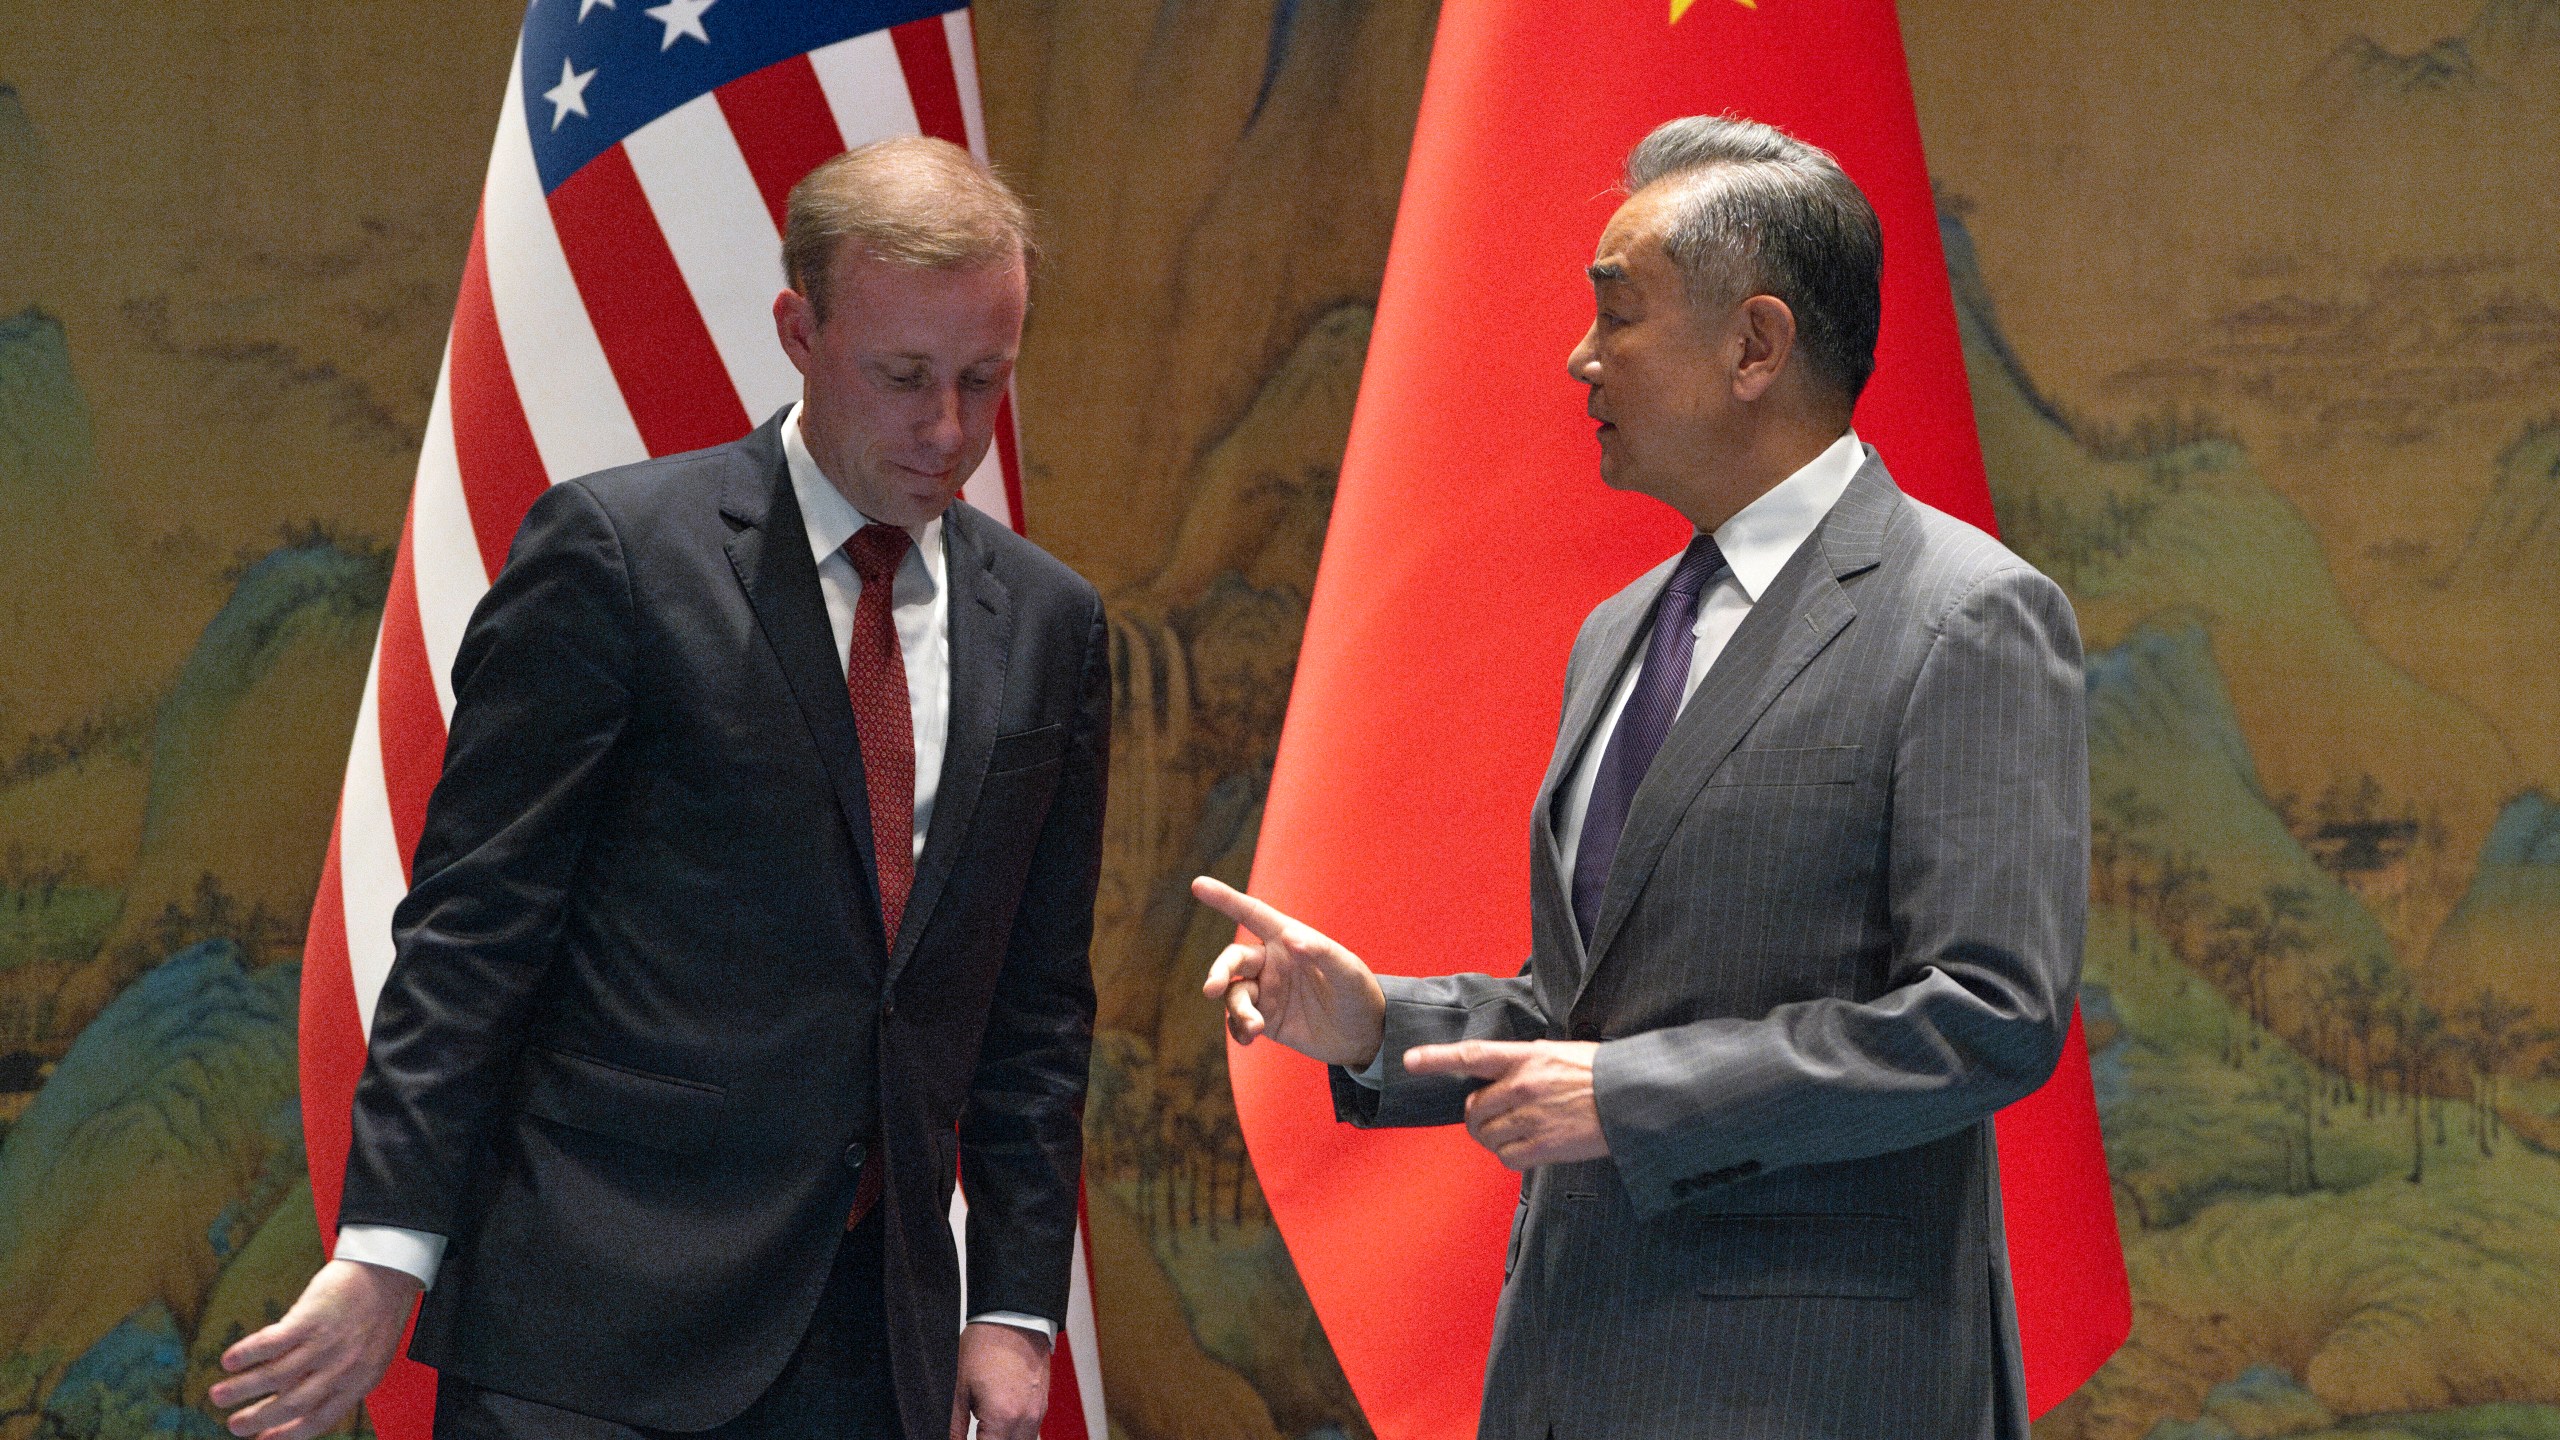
top-left (1402, 1040), bottom-right (1534, 1080)
top-left (1189, 875), bottom-right (1293, 943)
top-left (220, 1319), bottom-right (302, 1376)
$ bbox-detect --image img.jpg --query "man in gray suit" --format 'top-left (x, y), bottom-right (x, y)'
top-left (1194, 116), bottom-right (2087, 1439)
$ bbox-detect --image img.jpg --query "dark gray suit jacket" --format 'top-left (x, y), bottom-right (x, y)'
top-left (343, 412), bottom-right (1107, 1437)
top-left (1335, 452), bottom-right (2087, 1440)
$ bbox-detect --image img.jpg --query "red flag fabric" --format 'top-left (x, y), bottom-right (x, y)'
top-left (1229, 2), bottom-right (2129, 1435)
top-left (296, 4), bottom-right (1101, 1436)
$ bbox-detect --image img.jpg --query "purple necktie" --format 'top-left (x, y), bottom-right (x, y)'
top-left (1571, 534), bottom-right (1729, 949)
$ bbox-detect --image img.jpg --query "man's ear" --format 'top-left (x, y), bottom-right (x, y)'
top-left (1730, 294), bottom-right (1798, 403)
top-left (773, 289), bottom-right (817, 377)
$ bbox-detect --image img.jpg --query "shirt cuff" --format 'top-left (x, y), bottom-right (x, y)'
top-left (1347, 1043), bottom-right (1391, 1090)
top-left (335, 1224), bottom-right (446, 1289)
top-left (968, 1311), bottom-right (1057, 1344)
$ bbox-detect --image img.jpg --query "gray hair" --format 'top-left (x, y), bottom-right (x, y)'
top-left (1623, 115), bottom-right (1883, 402)
top-left (784, 137), bottom-right (1034, 320)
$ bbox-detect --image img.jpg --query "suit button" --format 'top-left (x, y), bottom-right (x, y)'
top-left (843, 1141), bottom-right (869, 1173)
top-left (1570, 1020), bottom-right (1601, 1042)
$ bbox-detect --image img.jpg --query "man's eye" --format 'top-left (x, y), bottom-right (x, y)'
top-left (884, 371), bottom-right (927, 389)
top-left (962, 371), bottom-right (1002, 392)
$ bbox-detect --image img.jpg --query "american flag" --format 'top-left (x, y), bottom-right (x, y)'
top-left (295, 3), bottom-right (1106, 1436)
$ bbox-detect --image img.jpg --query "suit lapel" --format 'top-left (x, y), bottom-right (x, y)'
top-left (719, 424), bottom-right (888, 949)
top-left (1573, 456), bottom-right (1900, 993)
top-left (887, 502), bottom-right (1011, 991)
top-left (1529, 576), bottom-right (1660, 975)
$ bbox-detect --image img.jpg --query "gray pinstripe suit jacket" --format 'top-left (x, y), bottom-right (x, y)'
top-left (1332, 451), bottom-right (2088, 1440)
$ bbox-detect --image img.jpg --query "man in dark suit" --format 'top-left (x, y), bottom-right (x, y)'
top-left (1196, 116), bottom-right (2086, 1438)
top-left (213, 138), bottom-right (1106, 1440)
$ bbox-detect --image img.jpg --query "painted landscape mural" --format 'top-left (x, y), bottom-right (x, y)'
top-left (0, 1), bottom-right (2555, 1437)
top-left (1912, 0), bottom-right (2560, 1433)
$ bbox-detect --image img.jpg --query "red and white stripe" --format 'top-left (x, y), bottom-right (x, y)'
top-left (300, 13), bottom-right (1101, 1438)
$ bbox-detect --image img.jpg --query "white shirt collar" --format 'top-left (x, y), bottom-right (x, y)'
top-left (782, 400), bottom-right (943, 584)
top-left (1707, 429), bottom-right (1865, 603)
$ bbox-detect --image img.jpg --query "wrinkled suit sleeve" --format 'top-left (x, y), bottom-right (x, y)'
top-left (958, 596), bottom-right (1108, 1323)
top-left (1328, 968), bottom-right (1551, 1128)
top-left (340, 481), bottom-right (636, 1237)
top-left (1591, 564), bottom-right (2088, 1218)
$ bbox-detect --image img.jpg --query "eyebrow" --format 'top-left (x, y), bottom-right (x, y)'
top-left (869, 352), bottom-right (1014, 366)
top-left (1587, 261), bottom-right (1628, 285)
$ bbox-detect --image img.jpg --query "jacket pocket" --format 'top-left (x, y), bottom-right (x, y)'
top-left (1707, 744), bottom-right (1862, 787)
top-left (985, 723), bottom-right (1067, 776)
top-left (1682, 1213), bottom-right (1915, 1299)
top-left (516, 1045), bottom-right (725, 1157)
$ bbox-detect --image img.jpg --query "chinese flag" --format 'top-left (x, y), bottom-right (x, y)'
top-left (1227, 1), bottom-right (2130, 1436)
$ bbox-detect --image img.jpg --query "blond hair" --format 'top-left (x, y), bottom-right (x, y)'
top-left (783, 137), bottom-right (1033, 319)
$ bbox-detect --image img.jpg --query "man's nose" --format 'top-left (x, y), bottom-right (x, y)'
top-left (1566, 329), bottom-right (1598, 384)
top-left (920, 384), bottom-right (965, 455)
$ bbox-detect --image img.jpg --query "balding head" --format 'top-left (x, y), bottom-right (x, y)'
top-left (783, 137), bottom-right (1033, 321)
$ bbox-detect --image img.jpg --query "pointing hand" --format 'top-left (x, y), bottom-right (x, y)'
top-left (1405, 1039), bottom-right (1609, 1170)
top-left (1193, 876), bottom-right (1387, 1070)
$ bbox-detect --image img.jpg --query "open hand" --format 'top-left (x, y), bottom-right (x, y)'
top-left (209, 1258), bottom-right (420, 1439)
top-left (1193, 876), bottom-right (1387, 1069)
top-left (1404, 1039), bottom-right (1608, 1170)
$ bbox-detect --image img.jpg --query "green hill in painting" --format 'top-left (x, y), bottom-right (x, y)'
top-left (2079, 624), bottom-right (2411, 1217)
top-left (1, 528), bottom-right (382, 1183)
top-left (30, 535), bottom-right (386, 1056)
top-left (0, 309), bottom-right (159, 761)
top-left (1946, 210), bottom-right (2518, 976)
top-left (2366, 422), bottom-right (2560, 790)
top-left (0, 310), bottom-right (154, 960)
top-left (0, 83), bottom-right (34, 296)
top-left (2066, 756), bottom-right (2560, 1439)
top-left (2083, 622), bottom-right (2405, 1051)
top-left (2079, 967), bottom-right (2560, 1440)
top-left (0, 309), bottom-right (157, 1123)
top-left (0, 943), bottom-right (345, 1437)
top-left (2424, 793), bottom-right (2560, 1149)
top-left (1948, 209), bottom-right (2560, 1439)
top-left (2429, 793), bottom-right (2560, 1010)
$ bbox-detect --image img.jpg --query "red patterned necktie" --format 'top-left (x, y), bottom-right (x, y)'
top-left (842, 524), bottom-right (916, 946)
top-left (840, 525), bottom-right (911, 1231)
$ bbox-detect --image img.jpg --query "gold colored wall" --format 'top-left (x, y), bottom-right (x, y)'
top-left (0, 2), bottom-right (2552, 1438)
top-left (1908, 2), bottom-right (2560, 1435)
top-left (1, 8), bottom-right (521, 1435)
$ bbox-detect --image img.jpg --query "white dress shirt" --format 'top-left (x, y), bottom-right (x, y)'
top-left (1351, 430), bottom-right (1864, 1087)
top-left (783, 402), bottom-right (950, 865)
top-left (1550, 429), bottom-right (1865, 898)
top-left (340, 403), bottom-right (1051, 1342)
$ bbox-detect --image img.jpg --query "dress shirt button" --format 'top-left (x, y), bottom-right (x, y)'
top-left (842, 1141), bottom-right (869, 1173)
